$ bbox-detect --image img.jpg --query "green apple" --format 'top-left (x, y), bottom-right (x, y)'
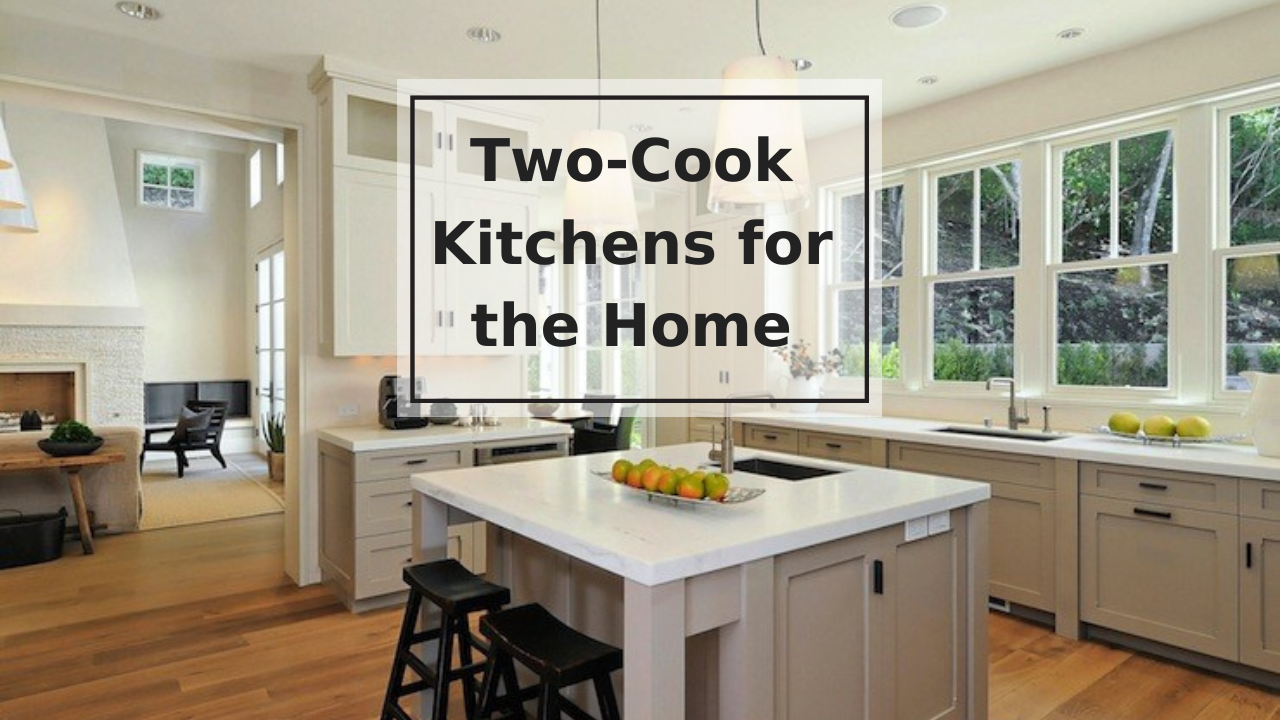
top-left (657, 472), bottom-right (680, 496)
top-left (676, 475), bottom-right (706, 500)
top-left (1176, 416), bottom-right (1213, 438)
top-left (704, 473), bottom-right (731, 502)
top-left (1107, 412), bottom-right (1142, 435)
top-left (1143, 415), bottom-right (1177, 437)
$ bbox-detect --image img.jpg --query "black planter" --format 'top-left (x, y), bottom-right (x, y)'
top-left (0, 509), bottom-right (67, 569)
top-left (37, 437), bottom-right (105, 457)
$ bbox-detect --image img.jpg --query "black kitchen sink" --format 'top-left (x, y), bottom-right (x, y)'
top-left (731, 458), bottom-right (843, 481)
top-left (933, 425), bottom-right (1068, 442)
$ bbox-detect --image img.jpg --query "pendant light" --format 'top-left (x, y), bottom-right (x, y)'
top-left (707, 0), bottom-right (811, 215)
top-left (0, 104), bottom-right (37, 232)
top-left (562, 0), bottom-right (638, 234)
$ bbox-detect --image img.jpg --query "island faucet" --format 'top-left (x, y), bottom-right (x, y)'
top-left (709, 392), bottom-right (776, 474)
top-left (986, 377), bottom-right (1030, 431)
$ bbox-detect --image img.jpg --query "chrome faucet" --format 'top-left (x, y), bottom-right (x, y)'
top-left (709, 392), bottom-right (775, 474)
top-left (986, 377), bottom-right (1030, 431)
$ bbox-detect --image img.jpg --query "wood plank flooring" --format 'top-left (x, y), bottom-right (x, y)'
top-left (0, 516), bottom-right (1275, 720)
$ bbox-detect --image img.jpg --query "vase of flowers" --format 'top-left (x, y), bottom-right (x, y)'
top-left (774, 341), bottom-right (843, 413)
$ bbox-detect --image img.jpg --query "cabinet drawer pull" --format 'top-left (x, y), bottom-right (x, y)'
top-left (825, 442), bottom-right (843, 450)
top-left (762, 434), bottom-right (779, 441)
top-left (403, 501), bottom-right (413, 508)
top-left (1246, 542), bottom-right (1253, 569)
top-left (1138, 482), bottom-right (1168, 491)
top-left (405, 557), bottom-right (413, 565)
top-left (1133, 507), bottom-right (1172, 520)
top-left (873, 560), bottom-right (884, 595)
top-left (404, 459), bottom-right (429, 466)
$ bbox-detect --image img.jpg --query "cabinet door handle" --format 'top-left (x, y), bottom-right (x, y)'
top-left (448, 133), bottom-right (454, 151)
top-left (1246, 542), bottom-right (1253, 569)
top-left (725, 370), bottom-right (730, 384)
top-left (1138, 482), bottom-right (1168, 491)
top-left (437, 310), bottom-right (444, 327)
top-left (435, 131), bottom-right (443, 149)
top-left (449, 311), bottom-right (455, 327)
top-left (405, 459), bottom-right (429, 466)
top-left (873, 560), bottom-right (884, 595)
top-left (826, 442), bottom-right (843, 449)
top-left (1133, 507), bottom-right (1172, 520)
top-left (403, 501), bottom-right (413, 508)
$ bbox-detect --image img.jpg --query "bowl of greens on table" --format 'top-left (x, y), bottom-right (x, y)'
top-left (37, 421), bottom-right (104, 457)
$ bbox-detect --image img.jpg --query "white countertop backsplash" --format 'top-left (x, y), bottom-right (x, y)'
top-left (733, 411), bottom-right (1280, 482)
top-left (412, 443), bottom-right (990, 586)
top-left (318, 417), bottom-right (573, 452)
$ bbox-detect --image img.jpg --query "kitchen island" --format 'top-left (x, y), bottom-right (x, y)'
top-left (411, 443), bottom-right (991, 720)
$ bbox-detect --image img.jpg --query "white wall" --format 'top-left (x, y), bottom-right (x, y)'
top-left (0, 105), bottom-right (139, 308)
top-left (105, 119), bottom-right (252, 384)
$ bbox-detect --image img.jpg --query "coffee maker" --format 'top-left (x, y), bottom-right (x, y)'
top-left (379, 375), bottom-right (430, 430)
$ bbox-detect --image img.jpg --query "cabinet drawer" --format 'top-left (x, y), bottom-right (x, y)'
top-left (354, 477), bottom-right (412, 537)
top-left (743, 424), bottom-right (799, 454)
top-left (799, 431), bottom-right (876, 465)
top-left (1081, 463), bottom-right (1237, 514)
top-left (1080, 495), bottom-right (1238, 660)
top-left (1241, 480), bottom-right (1280, 522)
top-left (354, 532), bottom-right (415, 600)
top-left (355, 447), bottom-right (467, 481)
top-left (887, 442), bottom-right (1055, 489)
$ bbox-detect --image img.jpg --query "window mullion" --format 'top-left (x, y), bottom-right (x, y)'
top-left (1109, 138), bottom-right (1120, 258)
top-left (971, 168), bottom-right (981, 272)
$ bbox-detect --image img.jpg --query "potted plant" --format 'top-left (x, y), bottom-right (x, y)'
top-left (774, 341), bottom-right (843, 413)
top-left (262, 412), bottom-right (285, 482)
top-left (37, 420), bottom-right (104, 457)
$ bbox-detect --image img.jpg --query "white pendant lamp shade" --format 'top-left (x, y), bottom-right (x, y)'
top-left (562, 129), bottom-right (638, 234)
top-left (0, 113), bottom-right (14, 171)
top-left (0, 165), bottom-right (30, 210)
top-left (708, 55), bottom-right (812, 216)
top-left (0, 203), bottom-right (38, 233)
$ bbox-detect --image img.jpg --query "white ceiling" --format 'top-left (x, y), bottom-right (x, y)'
top-left (1, 0), bottom-right (1275, 121)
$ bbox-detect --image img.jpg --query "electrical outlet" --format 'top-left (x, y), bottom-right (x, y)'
top-left (904, 516), bottom-right (928, 542)
top-left (928, 511), bottom-right (951, 535)
top-left (338, 404), bottom-right (359, 418)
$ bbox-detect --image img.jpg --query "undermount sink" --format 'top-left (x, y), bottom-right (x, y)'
top-left (934, 425), bottom-right (1068, 442)
top-left (729, 457), bottom-right (843, 481)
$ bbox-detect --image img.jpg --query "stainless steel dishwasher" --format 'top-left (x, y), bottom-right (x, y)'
top-left (474, 437), bottom-right (569, 466)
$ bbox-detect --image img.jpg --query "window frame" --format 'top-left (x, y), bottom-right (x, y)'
top-left (820, 175), bottom-right (906, 390)
top-left (924, 152), bottom-right (1023, 388)
top-left (1214, 92), bottom-right (1280, 398)
top-left (1046, 119), bottom-right (1180, 398)
top-left (137, 151), bottom-right (203, 212)
top-left (249, 148), bottom-right (262, 208)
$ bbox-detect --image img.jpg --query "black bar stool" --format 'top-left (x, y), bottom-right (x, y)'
top-left (476, 603), bottom-right (623, 720)
top-left (381, 559), bottom-right (511, 720)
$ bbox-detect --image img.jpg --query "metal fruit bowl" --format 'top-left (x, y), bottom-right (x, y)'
top-left (590, 471), bottom-right (765, 506)
top-left (1094, 426), bottom-right (1247, 448)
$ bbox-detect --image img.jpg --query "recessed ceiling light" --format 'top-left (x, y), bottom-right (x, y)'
top-left (792, 58), bottom-right (814, 72)
top-left (115, 1), bottom-right (161, 20)
top-left (466, 26), bottom-right (502, 44)
top-left (629, 123), bottom-right (654, 133)
top-left (891, 4), bottom-right (946, 29)
top-left (1057, 27), bottom-right (1085, 40)
top-left (917, 75), bottom-right (939, 85)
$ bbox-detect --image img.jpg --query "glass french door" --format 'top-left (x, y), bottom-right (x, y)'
top-left (256, 248), bottom-right (285, 420)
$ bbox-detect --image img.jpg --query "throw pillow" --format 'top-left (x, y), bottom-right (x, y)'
top-left (170, 407), bottom-right (213, 444)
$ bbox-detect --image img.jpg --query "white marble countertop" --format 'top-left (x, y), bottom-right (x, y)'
top-left (734, 411), bottom-right (1280, 482)
top-left (411, 443), bottom-right (990, 586)
top-left (318, 417), bottom-right (573, 453)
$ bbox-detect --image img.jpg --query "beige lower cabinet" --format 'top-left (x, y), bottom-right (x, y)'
top-left (888, 442), bottom-right (1057, 614)
top-left (774, 516), bottom-right (970, 720)
top-left (319, 440), bottom-right (484, 611)
top-left (1080, 494), bottom-right (1239, 660)
top-left (1241, 478), bottom-right (1280, 674)
top-left (740, 423), bottom-right (800, 454)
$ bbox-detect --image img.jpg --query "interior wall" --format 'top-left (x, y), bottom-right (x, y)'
top-left (0, 105), bottom-right (139, 308)
top-left (105, 119), bottom-right (252, 384)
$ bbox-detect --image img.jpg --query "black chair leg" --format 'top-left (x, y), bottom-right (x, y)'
top-left (537, 682), bottom-right (561, 720)
top-left (456, 617), bottom-right (480, 720)
top-left (138, 450), bottom-right (145, 469)
top-left (211, 447), bottom-right (227, 469)
top-left (175, 452), bottom-right (185, 478)
top-left (476, 649), bottom-right (505, 720)
top-left (381, 592), bottom-right (423, 720)
top-left (594, 675), bottom-right (621, 720)
top-left (431, 610), bottom-right (456, 720)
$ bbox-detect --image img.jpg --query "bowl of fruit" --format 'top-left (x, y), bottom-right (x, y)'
top-left (595, 458), bottom-right (765, 506)
top-left (1098, 412), bottom-right (1244, 447)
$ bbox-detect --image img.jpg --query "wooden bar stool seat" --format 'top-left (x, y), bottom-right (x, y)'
top-left (476, 603), bottom-right (623, 720)
top-left (381, 559), bottom-right (511, 720)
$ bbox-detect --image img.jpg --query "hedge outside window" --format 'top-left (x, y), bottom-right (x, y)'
top-left (1056, 264), bottom-right (1170, 388)
top-left (1225, 253), bottom-right (1280, 390)
top-left (140, 153), bottom-right (200, 211)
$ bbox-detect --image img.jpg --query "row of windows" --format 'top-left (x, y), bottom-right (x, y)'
top-left (828, 97), bottom-right (1280, 394)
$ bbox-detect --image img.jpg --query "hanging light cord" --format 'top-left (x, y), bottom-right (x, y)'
top-left (754, 0), bottom-right (767, 56)
top-left (595, 0), bottom-right (603, 129)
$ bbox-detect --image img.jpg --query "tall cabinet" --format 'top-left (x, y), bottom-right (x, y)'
top-left (312, 64), bottom-right (540, 357)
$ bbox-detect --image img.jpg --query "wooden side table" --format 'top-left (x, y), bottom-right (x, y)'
top-left (0, 444), bottom-right (127, 554)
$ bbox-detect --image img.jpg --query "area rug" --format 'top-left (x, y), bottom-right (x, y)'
top-left (140, 453), bottom-right (284, 530)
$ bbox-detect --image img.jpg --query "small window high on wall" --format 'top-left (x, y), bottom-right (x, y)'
top-left (139, 152), bottom-right (201, 211)
top-left (249, 149), bottom-right (262, 208)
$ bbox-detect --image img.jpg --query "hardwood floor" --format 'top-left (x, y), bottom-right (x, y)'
top-left (0, 516), bottom-right (1275, 720)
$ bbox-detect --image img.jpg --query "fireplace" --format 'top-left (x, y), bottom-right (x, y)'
top-left (0, 367), bottom-right (82, 432)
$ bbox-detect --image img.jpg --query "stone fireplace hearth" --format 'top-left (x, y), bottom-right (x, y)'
top-left (0, 324), bottom-right (144, 428)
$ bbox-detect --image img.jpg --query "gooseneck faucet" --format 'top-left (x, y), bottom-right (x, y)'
top-left (986, 377), bottom-right (1030, 431)
top-left (709, 392), bottom-right (776, 474)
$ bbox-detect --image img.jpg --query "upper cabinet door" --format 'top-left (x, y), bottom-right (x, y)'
top-left (444, 105), bottom-right (538, 196)
top-left (333, 79), bottom-right (445, 181)
top-left (442, 186), bottom-right (538, 356)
